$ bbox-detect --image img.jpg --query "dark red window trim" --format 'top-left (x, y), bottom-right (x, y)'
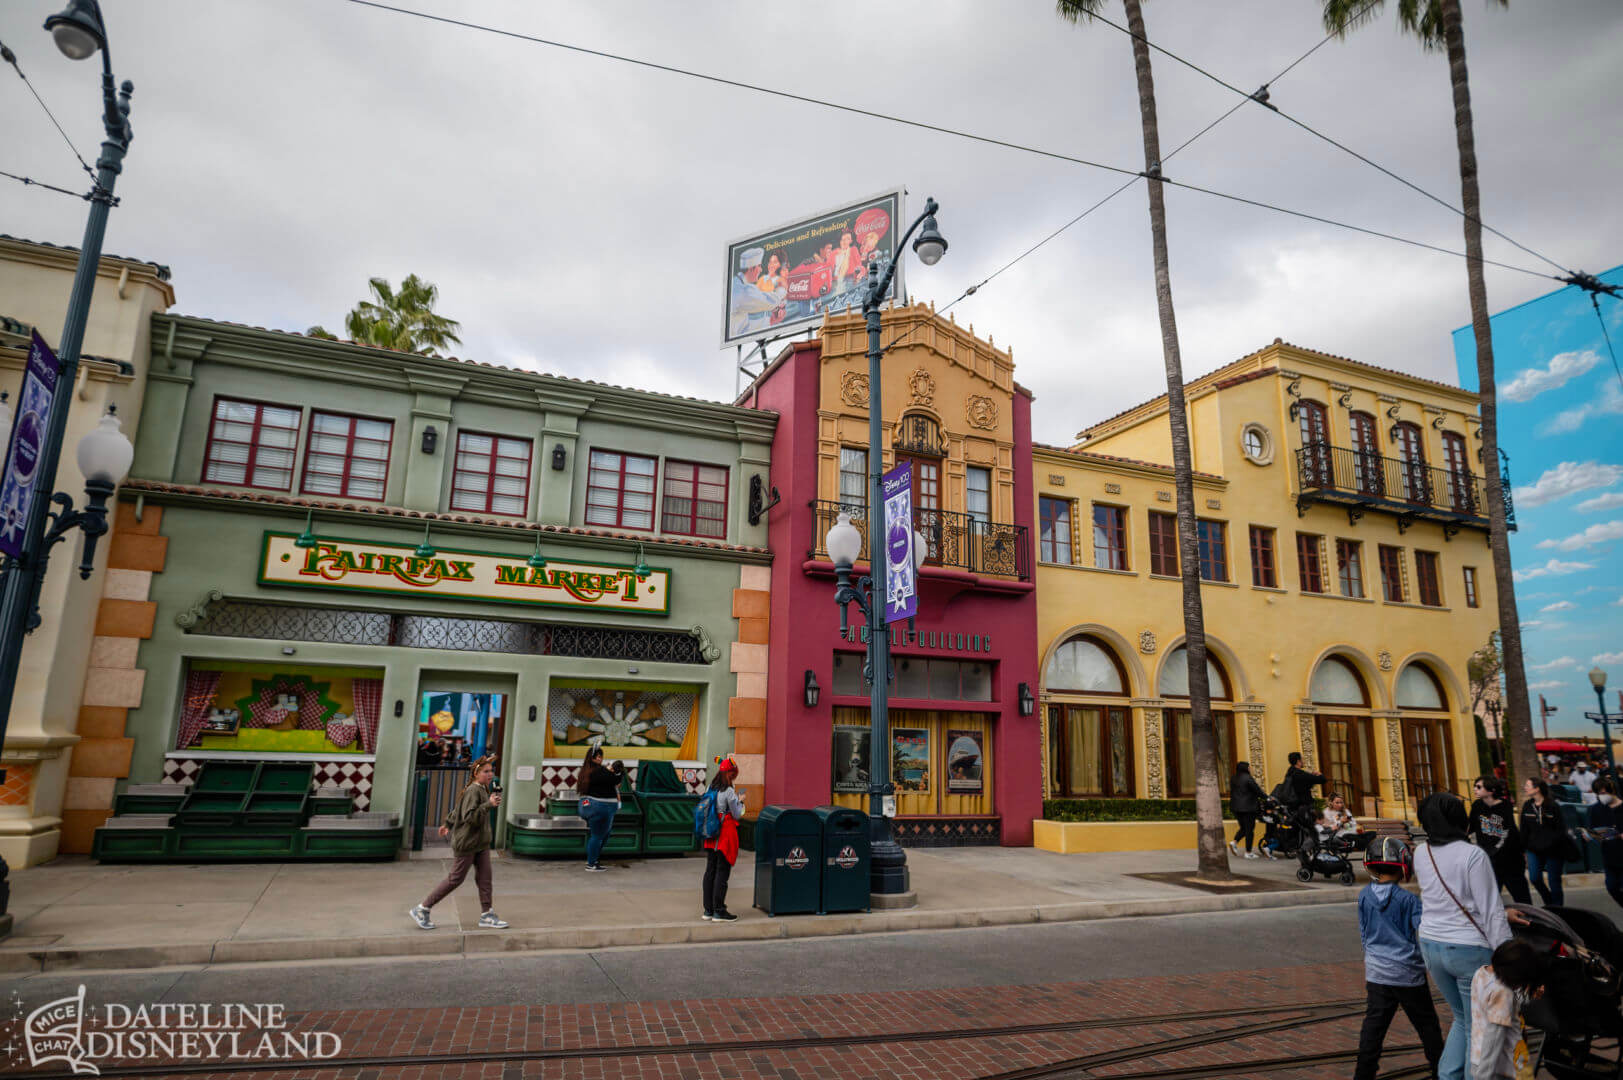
top-left (1379, 545), bottom-right (1406, 602)
top-left (201, 395), bottom-right (303, 493)
top-left (1093, 504), bottom-right (1127, 570)
top-left (1249, 526), bottom-right (1276, 588)
top-left (1148, 511), bottom-right (1179, 577)
top-left (1039, 496), bottom-right (1072, 564)
top-left (299, 409), bottom-right (394, 501)
top-left (1196, 518), bottom-right (1227, 583)
top-left (450, 430), bottom-right (533, 517)
top-left (585, 448), bottom-right (659, 531)
top-left (1297, 533), bottom-right (1325, 594)
top-left (1415, 551), bottom-right (1443, 607)
top-left (660, 459), bottom-right (729, 539)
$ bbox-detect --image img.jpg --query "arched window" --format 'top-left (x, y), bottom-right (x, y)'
top-left (1158, 645), bottom-right (1231, 700)
top-left (1044, 635), bottom-right (1127, 695)
top-left (1311, 655), bottom-right (1369, 706)
top-left (1396, 664), bottom-right (1447, 710)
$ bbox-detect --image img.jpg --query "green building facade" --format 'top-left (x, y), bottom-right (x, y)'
top-left (105, 314), bottom-right (775, 849)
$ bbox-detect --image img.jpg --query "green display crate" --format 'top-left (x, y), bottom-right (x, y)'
top-left (193, 762), bottom-right (258, 792)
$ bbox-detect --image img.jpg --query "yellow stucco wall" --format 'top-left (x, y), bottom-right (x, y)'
top-left (1037, 342), bottom-right (1498, 824)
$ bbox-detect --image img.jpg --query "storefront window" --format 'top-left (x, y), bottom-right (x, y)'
top-left (832, 652), bottom-right (866, 695)
top-left (1163, 710), bottom-right (1237, 797)
top-left (1049, 704), bottom-right (1133, 797)
top-left (896, 655), bottom-right (929, 698)
top-left (849, 655), bottom-right (993, 702)
top-left (546, 679), bottom-right (700, 760)
top-left (175, 661), bottom-right (384, 755)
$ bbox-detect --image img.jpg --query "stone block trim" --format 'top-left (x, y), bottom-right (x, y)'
top-left (731, 588), bottom-right (769, 620)
top-left (730, 568), bottom-right (771, 806)
top-left (64, 499), bottom-right (168, 854)
top-left (0, 762), bottom-right (33, 807)
top-left (736, 616), bottom-right (769, 645)
top-left (728, 697), bottom-right (766, 729)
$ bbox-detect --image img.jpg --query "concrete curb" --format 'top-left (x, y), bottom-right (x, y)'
top-left (0, 883), bottom-right (1362, 974)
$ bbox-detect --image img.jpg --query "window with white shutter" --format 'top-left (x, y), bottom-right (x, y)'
top-left (202, 397), bottom-right (302, 491)
top-left (450, 432), bottom-right (532, 517)
top-left (300, 411), bottom-right (392, 500)
top-left (585, 449), bottom-right (657, 530)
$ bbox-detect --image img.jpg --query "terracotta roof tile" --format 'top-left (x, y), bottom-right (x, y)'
top-left (1, 233), bottom-right (171, 280)
top-left (1032, 442), bottom-right (1225, 482)
top-left (120, 479), bottom-right (772, 556)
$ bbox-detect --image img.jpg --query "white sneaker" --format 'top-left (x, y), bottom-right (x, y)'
top-left (1244, 851), bottom-right (1260, 860)
top-left (478, 910), bottom-right (508, 929)
top-left (408, 905), bottom-right (435, 930)
top-left (1229, 841), bottom-right (1241, 856)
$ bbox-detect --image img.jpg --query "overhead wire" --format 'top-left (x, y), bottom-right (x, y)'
top-left (1080, 7), bottom-right (1576, 277)
top-left (0, 166), bottom-right (92, 201)
top-left (0, 37), bottom-right (96, 183)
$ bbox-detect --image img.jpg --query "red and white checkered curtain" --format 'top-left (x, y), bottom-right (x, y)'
top-left (176, 669), bottom-right (223, 749)
top-left (352, 678), bottom-right (383, 754)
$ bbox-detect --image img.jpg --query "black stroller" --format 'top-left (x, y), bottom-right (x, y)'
top-left (1294, 815), bottom-right (1359, 885)
top-left (1258, 793), bottom-right (1301, 859)
top-left (1509, 903), bottom-right (1623, 1078)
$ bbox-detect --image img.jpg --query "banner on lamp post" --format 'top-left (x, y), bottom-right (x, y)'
top-left (882, 461), bottom-right (917, 621)
top-left (0, 332), bottom-right (61, 559)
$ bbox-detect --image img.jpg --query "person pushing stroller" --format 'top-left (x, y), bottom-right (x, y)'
top-left (1261, 752), bottom-right (1326, 858)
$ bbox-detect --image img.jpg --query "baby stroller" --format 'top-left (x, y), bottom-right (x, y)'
top-left (1509, 903), bottom-right (1623, 1078)
top-left (1295, 815), bottom-right (1358, 885)
top-left (1258, 793), bottom-right (1302, 858)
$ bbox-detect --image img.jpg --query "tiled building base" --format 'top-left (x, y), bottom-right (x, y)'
top-left (892, 816), bottom-right (1001, 847)
top-left (162, 757), bottom-right (375, 810)
top-left (537, 759), bottom-right (707, 809)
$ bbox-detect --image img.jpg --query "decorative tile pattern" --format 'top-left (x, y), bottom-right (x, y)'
top-left (0, 763), bottom-right (33, 807)
top-left (161, 757), bottom-right (373, 810)
top-left (535, 759), bottom-right (707, 808)
top-left (892, 816), bottom-right (1001, 847)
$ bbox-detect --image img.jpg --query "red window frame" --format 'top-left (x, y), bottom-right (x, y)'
top-left (1297, 533), bottom-right (1325, 593)
top-left (585, 448), bottom-right (659, 531)
top-left (661, 459), bottom-right (729, 539)
top-left (1148, 511), bottom-right (1179, 577)
top-left (1336, 539), bottom-right (1364, 598)
top-left (1415, 551), bottom-right (1442, 607)
top-left (1463, 566), bottom-right (1479, 608)
top-left (1379, 545), bottom-right (1406, 602)
top-left (450, 431), bottom-right (533, 517)
top-left (1196, 518), bottom-right (1227, 582)
top-left (201, 396), bottom-right (303, 492)
top-left (1039, 497), bottom-right (1073, 564)
top-left (1249, 526), bottom-right (1277, 588)
top-left (299, 410), bottom-right (394, 501)
top-left (1093, 504), bottom-right (1127, 570)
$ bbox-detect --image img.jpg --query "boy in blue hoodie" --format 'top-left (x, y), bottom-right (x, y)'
top-left (1355, 836), bottom-right (1444, 1080)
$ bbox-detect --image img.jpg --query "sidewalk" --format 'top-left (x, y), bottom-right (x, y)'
top-left (0, 846), bottom-right (1553, 974)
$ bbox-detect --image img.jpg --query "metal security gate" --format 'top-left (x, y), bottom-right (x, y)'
top-left (410, 765), bottom-right (470, 850)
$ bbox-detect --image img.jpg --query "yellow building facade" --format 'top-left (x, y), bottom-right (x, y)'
top-left (1033, 340), bottom-right (1499, 842)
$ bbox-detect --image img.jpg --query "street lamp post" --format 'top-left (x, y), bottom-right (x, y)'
top-left (1588, 667), bottom-right (1618, 779)
top-left (0, 0), bottom-right (134, 934)
top-left (826, 198), bottom-right (946, 900)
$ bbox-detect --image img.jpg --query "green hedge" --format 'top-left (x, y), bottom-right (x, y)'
top-left (1042, 798), bottom-right (1324, 823)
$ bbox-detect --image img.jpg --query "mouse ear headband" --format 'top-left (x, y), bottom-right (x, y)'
top-left (714, 755), bottom-right (739, 776)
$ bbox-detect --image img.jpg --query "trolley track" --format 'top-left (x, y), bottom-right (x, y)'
top-left (30, 994), bottom-right (1410, 1079)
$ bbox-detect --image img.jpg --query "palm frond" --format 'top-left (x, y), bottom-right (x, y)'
top-left (1054, 0), bottom-right (1108, 25)
top-left (1322, 0), bottom-right (1387, 38)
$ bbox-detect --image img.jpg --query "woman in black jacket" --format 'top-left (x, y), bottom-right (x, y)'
top-left (1469, 775), bottom-right (1529, 903)
top-left (1520, 778), bottom-right (1566, 906)
top-left (1228, 761), bottom-right (1265, 859)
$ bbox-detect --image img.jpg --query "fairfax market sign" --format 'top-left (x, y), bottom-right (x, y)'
top-left (259, 533), bottom-right (670, 615)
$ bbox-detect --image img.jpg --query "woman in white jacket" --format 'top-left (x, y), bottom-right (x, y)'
top-left (1413, 791), bottom-right (1512, 1080)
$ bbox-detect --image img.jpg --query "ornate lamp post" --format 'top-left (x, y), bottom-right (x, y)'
top-left (826, 198), bottom-right (946, 900)
top-left (1589, 667), bottom-right (1618, 778)
top-left (0, 0), bottom-right (134, 935)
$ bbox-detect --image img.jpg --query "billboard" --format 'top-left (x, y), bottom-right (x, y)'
top-left (722, 189), bottom-right (903, 348)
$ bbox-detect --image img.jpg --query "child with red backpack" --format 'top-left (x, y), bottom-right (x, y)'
top-left (696, 757), bottom-right (745, 922)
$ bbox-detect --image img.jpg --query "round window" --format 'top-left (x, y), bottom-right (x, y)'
top-left (1240, 424), bottom-right (1273, 466)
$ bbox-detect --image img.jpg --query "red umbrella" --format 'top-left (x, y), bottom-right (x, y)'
top-left (1536, 739), bottom-right (1596, 754)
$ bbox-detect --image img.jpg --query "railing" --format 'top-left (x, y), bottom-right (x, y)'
top-left (1294, 442), bottom-right (1513, 532)
top-left (811, 500), bottom-right (1032, 581)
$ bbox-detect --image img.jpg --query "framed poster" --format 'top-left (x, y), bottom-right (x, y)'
top-left (945, 729), bottom-right (985, 793)
top-left (832, 725), bottom-right (871, 793)
top-left (892, 727), bottom-right (931, 794)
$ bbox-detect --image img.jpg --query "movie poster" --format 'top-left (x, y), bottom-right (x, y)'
top-left (832, 725), bottom-right (871, 793)
top-left (945, 729), bottom-right (984, 793)
top-left (892, 727), bottom-right (930, 794)
top-left (722, 190), bottom-right (903, 347)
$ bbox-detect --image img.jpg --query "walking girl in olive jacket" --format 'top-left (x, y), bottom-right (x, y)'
top-left (410, 755), bottom-right (508, 930)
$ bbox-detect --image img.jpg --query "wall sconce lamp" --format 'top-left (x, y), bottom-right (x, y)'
top-left (393, 699), bottom-right (404, 718)
top-left (1285, 379), bottom-right (1302, 422)
top-left (294, 508), bottom-right (318, 549)
top-left (528, 705), bottom-right (538, 724)
top-left (551, 443), bottom-right (568, 471)
top-left (421, 425), bottom-right (438, 455)
top-left (747, 474), bottom-right (781, 526)
top-left (1018, 682), bottom-right (1035, 717)
top-left (803, 669), bottom-right (820, 708)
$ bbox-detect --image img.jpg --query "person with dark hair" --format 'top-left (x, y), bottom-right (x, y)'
top-left (1469, 775), bottom-right (1530, 903)
top-left (576, 745), bottom-right (621, 872)
top-left (1282, 751), bottom-right (1327, 808)
top-left (1588, 776), bottom-right (1623, 909)
top-left (700, 758), bottom-right (745, 921)
top-left (1520, 777), bottom-right (1566, 906)
top-left (411, 754), bottom-right (507, 931)
top-left (1414, 791), bottom-right (1512, 1080)
top-left (1228, 761), bottom-right (1265, 858)
top-left (1469, 940), bottom-right (1547, 1080)
top-left (1354, 837), bottom-right (1443, 1080)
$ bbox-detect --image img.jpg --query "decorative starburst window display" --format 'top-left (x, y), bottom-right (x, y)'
top-left (549, 684), bottom-right (694, 748)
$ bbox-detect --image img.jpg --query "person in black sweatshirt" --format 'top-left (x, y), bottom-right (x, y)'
top-left (1587, 777), bottom-right (1623, 910)
top-left (1520, 778), bottom-right (1566, 907)
top-left (1228, 761), bottom-right (1265, 858)
top-left (1468, 775), bottom-right (1529, 903)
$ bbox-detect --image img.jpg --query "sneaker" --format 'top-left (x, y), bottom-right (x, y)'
top-left (702, 912), bottom-right (714, 921)
top-left (478, 910), bottom-right (509, 929)
top-left (1228, 841), bottom-right (1241, 857)
top-left (1244, 851), bottom-right (1260, 860)
top-left (711, 910), bottom-right (739, 922)
top-left (584, 864), bottom-right (608, 873)
top-left (408, 905), bottom-right (435, 930)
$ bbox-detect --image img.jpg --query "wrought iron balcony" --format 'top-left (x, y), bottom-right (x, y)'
top-left (811, 500), bottom-right (1032, 581)
top-left (1295, 442), bottom-right (1516, 536)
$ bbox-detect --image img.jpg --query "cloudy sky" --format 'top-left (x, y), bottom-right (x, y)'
top-left (4, 2), bottom-right (1621, 725)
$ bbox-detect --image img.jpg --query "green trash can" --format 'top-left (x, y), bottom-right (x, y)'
top-left (814, 805), bottom-right (870, 914)
top-left (753, 806), bottom-right (822, 915)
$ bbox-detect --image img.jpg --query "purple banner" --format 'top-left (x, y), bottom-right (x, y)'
top-left (882, 461), bottom-right (917, 621)
top-left (0, 332), bottom-right (61, 558)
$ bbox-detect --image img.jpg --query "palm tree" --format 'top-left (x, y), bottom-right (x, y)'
top-left (1057, 0), bottom-right (1230, 882)
top-left (1321, 0), bottom-right (1537, 789)
top-left (306, 274), bottom-right (463, 358)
